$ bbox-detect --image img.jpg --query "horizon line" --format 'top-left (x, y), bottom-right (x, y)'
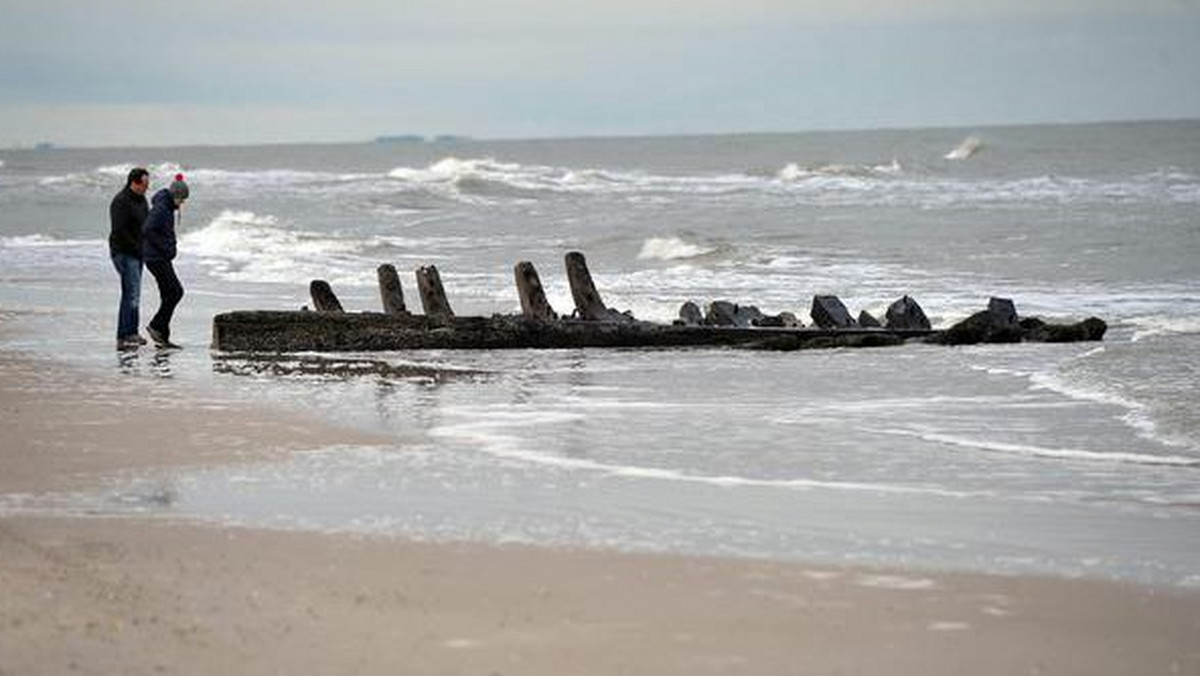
top-left (4, 115), bottom-right (1197, 153)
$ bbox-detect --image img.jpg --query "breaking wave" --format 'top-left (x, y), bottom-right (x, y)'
top-left (179, 210), bottom-right (491, 287)
top-left (1129, 314), bottom-right (1200, 342)
top-left (180, 210), bottom-right (375, 286)
top-left (776, 158), bottom-right (903, 180)
top-left (945, 136), bottom-right (983, 160)
top-left (23, 156), bottom-right (1200, 208)
top-left (637, 236), bottom-right (719, 261)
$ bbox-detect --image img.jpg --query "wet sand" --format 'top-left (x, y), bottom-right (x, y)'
top-left (2, 347), bottom-right (1199, 675)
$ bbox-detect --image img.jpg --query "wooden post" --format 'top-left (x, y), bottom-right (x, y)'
top-left (514, 261), bottom-right (557, 322)
top-left (309, 279), bottom-right (344, 313)
top-left (415, 265), bottom-right (454, 320)
top-left (565, 251), bottom-right (608, 321)
top-left (377, 264), bottom-right (408, 315)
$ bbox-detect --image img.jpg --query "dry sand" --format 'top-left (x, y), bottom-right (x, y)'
top-left (2, 347), bottom-right (1199, 675)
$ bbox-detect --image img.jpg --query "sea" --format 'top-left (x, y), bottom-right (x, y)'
top-left (2, 120), bottom-right (1198, 587)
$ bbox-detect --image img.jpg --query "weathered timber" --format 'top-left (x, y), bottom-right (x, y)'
top-left (514, 261), bottom-right (557, 322)
top-left (811, 295), bottom-right (856, 329)
top-left (885, 296), bottom-right (930, 330)
top-left (415, 265), bottom-right (454, 320)
top-left (935, 298), bottom-right (1107, 345)
top-left (858, 310), bottom-right (882, 328)
top-left (706, 301), bottom-right (766, 327)
top-left (377, 264), bottom-right (408, 316)
top-left (211, 311), bottom-right (936, 353)
top-left (309, 280), bottom-right (344, 313)
top-left (565, 251), bottom-right (610, 321)
top-left (677, 301), bottom-right (704, 326)
top-left (755, 312), bottom-right (802, 328)
top-left (214, 254), bottom-right (1106, 354)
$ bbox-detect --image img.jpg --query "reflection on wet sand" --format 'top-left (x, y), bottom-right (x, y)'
top-left (116, 346), bottom-right (178, 378)
top-left (212, 353), bottom-right (486, 383)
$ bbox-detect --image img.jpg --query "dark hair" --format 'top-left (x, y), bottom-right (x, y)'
top-left (126, 167), bottom-right (149, 187)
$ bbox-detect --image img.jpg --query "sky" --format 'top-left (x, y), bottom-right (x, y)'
top-left (1, 0), bottom-right (1198, 147)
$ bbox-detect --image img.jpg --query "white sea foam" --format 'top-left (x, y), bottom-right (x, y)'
top-left (896, 429), bottom-right (1199, 467)
top-left (26, 154), bottom-right (1200, 210)
top-left (944, 136), bottom-right (983, 160)
top-left (1026, 369), bottom-right (1174, 446)
top-left (928, 621), bottom-right (972, 631)
top-left (777, 159), bottom-right (902, 181)
top-left (36, 162), bottom-right (376, 199)
top-left (386, 156), bottom-right (758, 199)
top-left (637, 236), bottom-right (717, 261)
top-left (1129, 314), bottom-right (1200, 342)
top-left (429, 413), bottom-right (975, 498)
top-left (855, 574), bottom-right (938, 590)
top-left (0, 234), bottom-right (102, 248)
top-left (181, 210), bottom-right (373, 286)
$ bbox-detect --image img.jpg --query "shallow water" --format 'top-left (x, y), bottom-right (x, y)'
top-left (2, 120), bottom-right (1198, 586)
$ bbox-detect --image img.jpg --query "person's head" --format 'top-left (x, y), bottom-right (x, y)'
top-left (126, 167), bottom-right (150, 195)
top-left (168, 173), bottom-right (189, 207)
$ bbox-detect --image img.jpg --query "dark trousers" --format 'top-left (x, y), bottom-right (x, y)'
top-left (110, 252), bottom-right (142, 339)
top-left (145, 259), bottom-right (184, 341)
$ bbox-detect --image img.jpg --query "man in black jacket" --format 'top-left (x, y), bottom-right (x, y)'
top-left (109, 167), bottom-right (150, 350)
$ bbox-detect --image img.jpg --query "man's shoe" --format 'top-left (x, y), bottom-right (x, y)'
top-left (116, 336), bottom-right (141, 351)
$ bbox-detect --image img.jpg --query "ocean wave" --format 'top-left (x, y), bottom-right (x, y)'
top-left (389, 157), bottom-right (584, 198)
top-left (637, 236), bottom-right (719, 261)
top-left (776, 158), bottom-right (902, 181)
top-left (1129, 314), bottom-right (1200, 341)
top-left (944, 136), bottom-right (983, 161)
top-left (178, 210), bottom-right (491, 287)
top-left (39, 162), bottom-right (188, 190)
top-left (386, 156), bottom-right (759, 199)
top-left (25, 156), bottom-right (1200, 208)
top-left (36, 162), bottom-right (377, 198)
top-left (181, 210), bottom-right (375, 286)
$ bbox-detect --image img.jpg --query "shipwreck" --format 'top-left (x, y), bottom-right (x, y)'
top-left (210, 252), bottom-right (1106, 353)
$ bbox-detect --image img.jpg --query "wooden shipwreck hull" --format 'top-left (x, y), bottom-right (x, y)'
top-left (211, 311), bottom-right (934, 352)
top-left (210, 252), bottom-right (1104, 353)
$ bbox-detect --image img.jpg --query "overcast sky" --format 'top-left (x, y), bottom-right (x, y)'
top-left (1, 0), bottom-right (1198, 147)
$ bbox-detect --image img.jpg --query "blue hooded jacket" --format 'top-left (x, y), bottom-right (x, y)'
top-left (142, 188), bottom-right (178, 261)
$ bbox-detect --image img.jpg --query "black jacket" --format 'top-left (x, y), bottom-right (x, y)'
top-left (108, 186), bottom-right (149, 257)
top-left (142, 188), bottom-right (178, 262)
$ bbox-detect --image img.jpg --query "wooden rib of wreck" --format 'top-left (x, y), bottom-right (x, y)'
top-left (211, 252), bottom-right (1106, 353)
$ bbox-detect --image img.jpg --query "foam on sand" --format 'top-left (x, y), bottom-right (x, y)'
top-left (894, 429), bottom-right (1199, 467)
top-left (428, 412), bottom-right (976, 498)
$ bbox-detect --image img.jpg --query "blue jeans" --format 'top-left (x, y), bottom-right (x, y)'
top-left (111, 253), bottom-right (142, 339)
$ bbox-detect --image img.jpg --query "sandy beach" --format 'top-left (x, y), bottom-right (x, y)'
top-left (2, 346), bottom-right (1199, 675)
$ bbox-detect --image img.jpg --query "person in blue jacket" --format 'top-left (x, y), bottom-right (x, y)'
top-left (142, 173), bottom-right (189, 348)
